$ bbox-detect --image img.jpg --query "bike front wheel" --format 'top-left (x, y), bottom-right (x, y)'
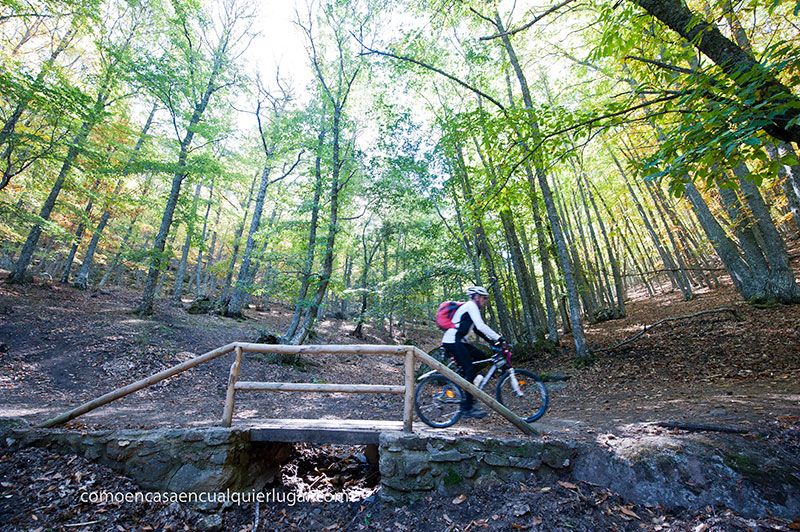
top-left (495, 369), bottom-right (549, 422)
top-left (414, 374), bottom-right (463, 428)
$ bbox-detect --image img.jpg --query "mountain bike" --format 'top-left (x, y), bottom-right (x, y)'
top-left (414, 343), bottom-right (549, 428)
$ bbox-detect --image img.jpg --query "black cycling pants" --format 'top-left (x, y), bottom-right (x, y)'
top-left (442, 342), bottom-right (484, 410)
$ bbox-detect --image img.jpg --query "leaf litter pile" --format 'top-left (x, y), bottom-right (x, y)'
top-left (2, 446), bottom-right (797, 531)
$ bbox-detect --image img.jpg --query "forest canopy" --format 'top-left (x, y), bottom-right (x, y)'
top-left (1, 0), bottom-right (799, 360)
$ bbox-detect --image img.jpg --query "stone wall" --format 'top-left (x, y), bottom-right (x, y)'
top-left (378, 433), bottom-right (574, 503)
top-left (378, 430), bottom-right (800, 519)
top-left (2, 420), bottom-right (292, 493)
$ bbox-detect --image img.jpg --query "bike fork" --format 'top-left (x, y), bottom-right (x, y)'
top-left (508, 368), bottom-right (524, 396)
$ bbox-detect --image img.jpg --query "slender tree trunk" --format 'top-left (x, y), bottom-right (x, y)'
top-left (137, 45), bottom-right (225, 314)
top-left (194, 179), bottom-right (214, 297)
top-left (60, 181), bottom-right (99, 284)
top-left (228, 165), bottom-right (272, 317)
top-left (471, 132), bottom-right (535, 340)
top-left (518, 226), bottom-right (547, 330)
top-left (218, 172), bottom-right (257, 308)
top-left (581, 174), bottom-right (625, 315)
top-left (74, 104), bottom-right (157, 289)
top-left (202, 199), bottom-right (222, 292)
top-left (495, 11), bottom-right (590, 359)
top-left (576, 179), bottom-right (614, 309)
top-left (285, 125), bottom-right (326, 340)
top-left (98, 217), bottom-right (138, 289)
top-left (639, 180), bottom-right (694, 298)
top-left (172, 182), bottom-right (202, 303)
top-left (290, 105), bottom-right (343, 345)
top-left (9, 86), bottom-right (107, 283)
top-left (612, 151), bottom-right (692, 298)
top-left (526, 165), bottom-right (558, 342)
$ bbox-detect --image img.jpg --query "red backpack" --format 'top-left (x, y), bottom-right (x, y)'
top-left (436, 301), bottom-right (464, 331)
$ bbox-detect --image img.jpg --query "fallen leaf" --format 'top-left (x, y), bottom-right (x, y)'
top-left (452, 493), bottom-right (468, 505)
top-left (443, 514), bottom-right (452, 524)
top-left (616, 506), bottom-right (640, 520)
top-left (787, 521), bottom-right (800, 531)
top-left (558, 481), bottom-right (579, 490)
top-left (539, 487), bottom-right (551, 493)
top-left (511, 524), bottom-right (530, 530)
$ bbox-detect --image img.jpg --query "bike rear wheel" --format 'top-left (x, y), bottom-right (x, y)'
top-left (495, 369), bottom-right (548, 422)
top-left (414, 374), bottom-right (463, 428)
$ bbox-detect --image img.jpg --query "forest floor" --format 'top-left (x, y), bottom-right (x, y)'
top-left (1, 272), bottom-right (799, 530)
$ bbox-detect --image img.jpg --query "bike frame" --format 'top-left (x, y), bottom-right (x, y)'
top-left (417, 344), bottom-right (522, 395)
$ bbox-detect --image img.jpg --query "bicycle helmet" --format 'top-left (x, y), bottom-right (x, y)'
top-left (466, 286), bottom-right (489, 298)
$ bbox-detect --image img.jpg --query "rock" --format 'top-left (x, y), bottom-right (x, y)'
top-left (197, 513), bottom-right (224, 531)
top-left (253, 329), bottom-right (280, 344)
top-left (8, 425), bottom-right (292, 494)
top-left (187, 296), bottom-right (215, 315)
top-left (510, 503), bottom-right (531, 517)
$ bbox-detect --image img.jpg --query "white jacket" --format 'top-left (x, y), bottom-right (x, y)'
top-left (442, 299), bottom-right (501, 344)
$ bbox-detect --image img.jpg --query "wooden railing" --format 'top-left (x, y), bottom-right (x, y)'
top-left (39, 342), bottom-right (535, 436)
top-left (220, 343), bottom-right (416, 432)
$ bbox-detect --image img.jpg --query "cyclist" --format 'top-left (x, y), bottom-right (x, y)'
top-left (442, 286), bottom-right (505, 419)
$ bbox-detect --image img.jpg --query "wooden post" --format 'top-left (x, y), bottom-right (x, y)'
top-left (411, 347), bottom-right (537, 436)
top-left (221, 345), bottom-right (243, 427)
top-left (403, 347), bottom-right (415, 433)
top-left (38, 343), bottom-right (237, 428)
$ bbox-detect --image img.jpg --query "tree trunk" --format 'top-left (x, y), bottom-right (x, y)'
top-left (286, 121), bottom-right (326, 340)
top-left (137, 40), bottom-right (226, 314)
top-left (218, 172), bottom-right (258, 308)
top-left (581, 173), bottom-right (625, 315)
top-left (495, 10), bottom-right (590, 360)
top-left (9, 88), bottom-right (105, 284)
top-left (227, 165), bottom-right (272, 317)
top-left (74, 104), bottom-right (157, 289)
top-left (194, 178), bottom-right (214, 297)
top-left (612, 151), bottom-right (692, 299)
top-left (60, 181), bottom-right (99, 284)
top-left (290, 105), bottom-right (343, 345)
top-left (628, 0), bottom-right (800, 143)
top-left (172, 182), bottom-right (202, 303)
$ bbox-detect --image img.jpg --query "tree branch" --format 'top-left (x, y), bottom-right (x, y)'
top-left (354, 36), bottom-right (506, 111)
top-left (479, 0), bottom-right (577, 41)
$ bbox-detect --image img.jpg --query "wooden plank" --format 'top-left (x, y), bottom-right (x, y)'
top-left (221, 346), bottom-right (243, 427)
top-left (412, 347), bottom-right (537, 436)
top-left (403, 348), bottom-right (414, 433)
top-left (249, 419), bottom-right (404, 444)
top-left (38, 343), bottom-right (238, 428)
top-left (251, 418), bottom-right (404, 430)
top-left (235, 382), bottom-right (405, 394)
top-left (235, 343), bottom-right (407, 356)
